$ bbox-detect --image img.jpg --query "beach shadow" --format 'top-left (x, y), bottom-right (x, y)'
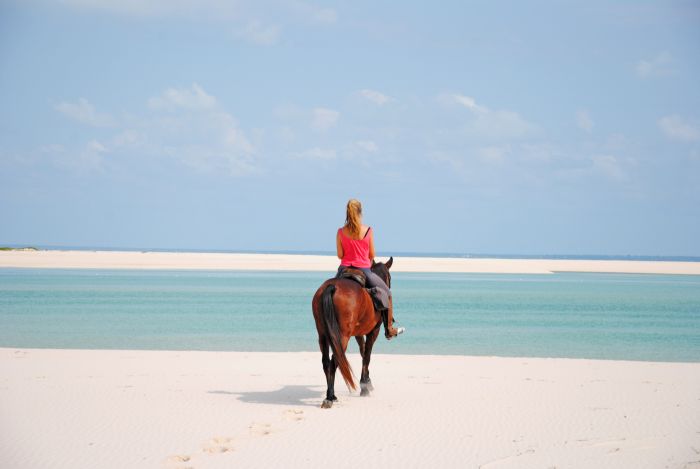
top-left (208, 384), bottom-right (323, 407)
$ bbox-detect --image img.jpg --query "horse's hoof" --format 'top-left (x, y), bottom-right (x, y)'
top-left (366, 380), bottom-right (375, 391)
top-left (360, 387), bottom-right (370, 397)
top-left (321, 399), bottom-right (333, 409)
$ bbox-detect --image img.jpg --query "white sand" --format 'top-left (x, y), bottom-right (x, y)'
top-left (1, 249), bottom-right (699, 274)
top-left (1, 348), bottom-right (699, 469)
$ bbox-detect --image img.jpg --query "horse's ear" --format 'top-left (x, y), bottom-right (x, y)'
top-left (371, 258), bottom-right (376, 266)
top-left (385, 256), bottom-right (393, 269)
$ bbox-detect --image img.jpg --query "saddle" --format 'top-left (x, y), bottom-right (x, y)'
top-left (335, 267), bottom-right (366, 288)
top-left (335, 268), bottom-right (388, 313)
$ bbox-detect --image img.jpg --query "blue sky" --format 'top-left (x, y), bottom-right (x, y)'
top-left (1, 1), bottom-right (699, 256)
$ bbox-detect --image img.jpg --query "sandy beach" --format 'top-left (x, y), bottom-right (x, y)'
top-left (1, 249), bottom-right (700, 274)
top-left (1, 348), bottom-right (699, 469)
top-left (2, 252), bottom-right (699, 468)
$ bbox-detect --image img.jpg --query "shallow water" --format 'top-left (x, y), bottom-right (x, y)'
top-left (1, 269), bottom-right (698, 361)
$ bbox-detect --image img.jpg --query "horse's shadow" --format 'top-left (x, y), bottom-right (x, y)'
top-left (208, 384), bottom-right (323, 407)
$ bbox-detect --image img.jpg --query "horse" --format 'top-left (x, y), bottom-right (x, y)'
top-left (311, 257), bottom-right (393, 409)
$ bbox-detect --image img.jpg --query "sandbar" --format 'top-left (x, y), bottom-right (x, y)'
top-left (1, 249), bottom-right (699, 274)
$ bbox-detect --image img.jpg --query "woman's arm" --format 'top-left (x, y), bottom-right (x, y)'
top-left (368, 229), bottom-right (375, 261)
top-left (336, 230), bottom-right (344, 259)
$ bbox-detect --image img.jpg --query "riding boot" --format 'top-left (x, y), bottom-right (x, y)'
top-left (382, 298), bottom-right (404, 340)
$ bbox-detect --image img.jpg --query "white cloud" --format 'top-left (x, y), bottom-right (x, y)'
top-left (221, 117), bottom-right (255, 155)
top-left (111, 130), bottom-right (142, 147)
top-left (518, 143), bottom-right (561, 163)
top-left (355, 140), bottom-right (378, 153)
top-left (39, 143), bottom-right (66, 154)
top-left (235, 20), bottom-right (280, 46)
top-left (552, 152), bottom-right (636, 183)
top-left (477, 145), bottom-right (509, 165)
top-left (53, 83), bottom-right (258, 176)
top-left (576, 110), bottom-right (594, 132)
top-left (311, 107), bottom-right (339, 131)
top-left (86, 139), bottom-right (107, 154)
top-left (156, 110), bottom-right (256, 175)
top-left (272, 104), bottom-right (305, 120)
top-left (275, 105), bottom-right (340, 132)
top-left (442, 94), bottom-right (536, 140)
top-left (59, 0), bottom-right (338, 24)
top-left (469, 110), bottom-right (535, 139)
top-left (55, 0), bottom-right (336, 46)
top-left (56, 0), bottom-right (239, 19)
top-left (450, 94), bottom-right (488, 113)
top-left (148, 83), bottom-right (218, 112)
top-left (312, 7), bottom-right (337, 24)
top-left (636, 52), bottom-right (676, 77)
top-left (658, 115), bottom-right (700, 142)
top-left (54, 98), bottom-right (115, 127)
top-left (591, 155), bottom-right (628, 181)
top-left (51, 139), bottom-right (108, 173)
top-left (277, 126), bottom-right (296, 143)
top-left (428, 151), bottom-right (462, 171)
top-left (289, 1), bottom-right (337, 24)
top-left (175, 144), bottom-right (256, 175)
top-left (358, 89), bottom-right (392, 105)
top-left (293, 147), bottom-right (336, 160)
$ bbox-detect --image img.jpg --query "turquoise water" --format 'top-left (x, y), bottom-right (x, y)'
top-left (1, 269), bottom-right (698, 362)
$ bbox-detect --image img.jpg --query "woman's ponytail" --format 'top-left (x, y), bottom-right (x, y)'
top-left (345, 199), bottom-right (362, 239)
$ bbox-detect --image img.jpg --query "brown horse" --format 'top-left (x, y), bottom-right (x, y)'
top-left (311, 257), bottom-right (393, 408)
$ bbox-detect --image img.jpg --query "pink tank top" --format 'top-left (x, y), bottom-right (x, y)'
top-left (339, 227), bottom-right (372, 268)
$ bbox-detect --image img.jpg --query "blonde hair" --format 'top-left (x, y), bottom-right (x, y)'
top-left (344, 199), bottom-right (363, 239)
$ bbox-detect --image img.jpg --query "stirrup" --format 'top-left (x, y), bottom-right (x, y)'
top-left (385, 326), bottom-right (405, 340)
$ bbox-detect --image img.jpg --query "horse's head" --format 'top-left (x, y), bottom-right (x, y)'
top-left (371, 256), bottom-right (393, 288)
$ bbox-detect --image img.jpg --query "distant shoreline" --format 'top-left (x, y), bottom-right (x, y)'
top-left (1, 244), bottom-right (698, 263)
top-left (2, 249), bottom-right (700, 275)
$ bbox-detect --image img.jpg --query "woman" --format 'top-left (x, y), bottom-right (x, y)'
top-left (336, 199), bottom-right (404, 339)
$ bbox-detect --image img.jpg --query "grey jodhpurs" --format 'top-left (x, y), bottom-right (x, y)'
top-left (337, 265), bottom-right (391, 310)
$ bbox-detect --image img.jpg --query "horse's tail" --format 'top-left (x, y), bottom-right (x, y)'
top-left (321, 284), bottom-right (356, 391)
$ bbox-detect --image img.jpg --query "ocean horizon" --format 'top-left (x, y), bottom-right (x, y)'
top-left (2, 244), bottom-right (699, 263)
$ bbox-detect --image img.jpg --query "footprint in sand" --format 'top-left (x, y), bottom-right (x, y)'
top-left (202, 437), bottom-right (234, 453)
top-left (283, 409), bottom-right (304, 422)
top-left (163, 454), bottom-right (193, 469)
top-left (249, 422), bottom-right (273, 436)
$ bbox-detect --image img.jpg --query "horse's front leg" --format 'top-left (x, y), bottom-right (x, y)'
top-left (360, 324), bottom-right (381, 396)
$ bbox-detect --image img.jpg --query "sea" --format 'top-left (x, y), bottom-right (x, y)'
top-left (1, 267), bottom-right (699, 362)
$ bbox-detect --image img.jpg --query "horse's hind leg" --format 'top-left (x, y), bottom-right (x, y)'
top-left (356, 336), bottom-right (366, 358)
top-left (360, 325), bottom-right (381, 396)
top-left (328, 335), bottom-right (350, 400)
top-left (319, 336), bottom-right (336, 408)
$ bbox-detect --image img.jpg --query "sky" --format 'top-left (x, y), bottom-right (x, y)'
top-left (1, 1), bottom-right (699, 256)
